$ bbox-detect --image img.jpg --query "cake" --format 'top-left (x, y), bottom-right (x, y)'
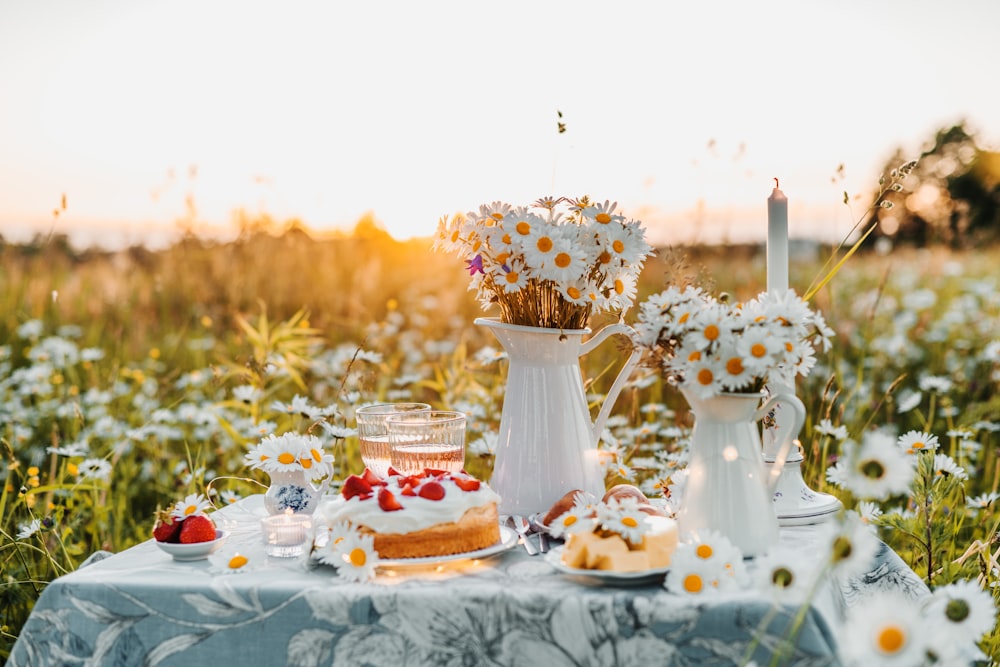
top-left (545, 485), bottom-right (679, 572)
top-left (320, 467), bottom-right (501, 559)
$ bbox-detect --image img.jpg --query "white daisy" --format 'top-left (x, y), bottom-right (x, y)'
top-left (817, 511), bottom-right (881, 580)
top-left (17, 518), bottom-right (42, 540)
top-left (840, 431), bottom-right (915, 500)
top-left (966, 491), bottom-right (1000, 510)
top-left (334, 532), bottom-right (380, 582)
top-left (896, 430), bottom-right (939, 455)
top-left (681, 529), bottom-right (746, 590)
top-left (547, 498), bottom-right (597, 539)
top-left (814, 418), bottom-right (849, 441)
top-left (535, 237), bottom-right (588, 285)
top-left (595, 498), bottom-right (649, 545)
top-left (839, 591), bottom-right (931, 666)
top-left (932, 453), bottom-right (968, 480)
top-left (752, 545), bottom-right (823, 604)
top-left (495, 259), bottom-right (529, 294)
top-left (171, 493), bottom-right (213, 520)
top-left (683, 356), bottom-right (726, 399)
top-left (924, 579), bottom-right (997, 647)
top-left (77, 458), bottom-right (112, 482)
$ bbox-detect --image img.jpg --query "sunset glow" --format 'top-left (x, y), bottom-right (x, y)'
top-left (2, 0), bottom-right (999, 248)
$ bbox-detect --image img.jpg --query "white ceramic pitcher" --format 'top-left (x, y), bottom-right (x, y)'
top-left (476, 317), bottom-right (641, 517)
top-left (676, 389), bottom-right (805, 557)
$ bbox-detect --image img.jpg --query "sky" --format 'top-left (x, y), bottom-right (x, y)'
top-left (1, 0), bottom-right (998, 249)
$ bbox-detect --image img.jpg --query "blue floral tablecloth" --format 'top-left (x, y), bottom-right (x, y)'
top-left (10, 495), bottom-right (928, 667)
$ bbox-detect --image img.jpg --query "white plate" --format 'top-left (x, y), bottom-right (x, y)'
top-left (376, 526), bottom-right (518, 568)
top-left (154, 530), bottom-right (229, 561)
top-left (544, 546), bottom-right (670, 586)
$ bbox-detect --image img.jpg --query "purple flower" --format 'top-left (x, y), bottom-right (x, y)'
top-left (465, 254), bottom-right (485, 275)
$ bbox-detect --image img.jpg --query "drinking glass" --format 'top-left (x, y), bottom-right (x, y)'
top-left (386, 410), bottom-right (467, 475)
top-left (356, 403), bottom-right (431, 478)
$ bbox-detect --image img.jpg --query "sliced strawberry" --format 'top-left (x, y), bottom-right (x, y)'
top-left (342, 474), bottom-right (373, 500)
top-left (424, 468), bottom-right (449, 477)
top-left (386, 466), bottom-right (403, 477)
top-left (152, 511), bottom-right (182, 543)
top-left (361, 468), bottom-right (384, 486)
top-left (400, 482), bottom-right (417, 497)
top-left (178, 515), bottom-right (217, 544)
top-left (417, 480), bottom-right (446, 501)
top-left (452, 476), bottom-right (481, 492)
top-left (378, 487), bottom-right (403, 512)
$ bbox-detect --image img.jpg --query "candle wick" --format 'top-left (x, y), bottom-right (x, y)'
top-left (773, 177), bottom-right (780, 189)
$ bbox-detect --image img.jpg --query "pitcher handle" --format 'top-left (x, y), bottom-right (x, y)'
top-left (581, 323), bottom-right (642, 445)
top-left (753, 392), bottom-right (806, 493)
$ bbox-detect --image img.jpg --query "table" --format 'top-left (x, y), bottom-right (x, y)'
top-left (10, 495), bottom-right (928, 667)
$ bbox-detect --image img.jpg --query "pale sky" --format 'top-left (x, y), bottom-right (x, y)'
top-left (1, 0), bottom-right (998, 248)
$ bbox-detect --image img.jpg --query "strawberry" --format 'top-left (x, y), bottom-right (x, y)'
top-left (152, 509), bottom-right (182, 543)
top-left (452, 476), bottom-right (480, 492)
top-left (178, 515), bottom-right (217, 544)
top-left (361, 468), bottom-right (384, 487)
top-left (386, 466), bottom-right (403, 477)
top-left (400, 482), bottom-right (417, 497)
top-left (342, 474), bottom-right (373, 500)
top-left (378, 487), bottom-right (403, 512)
top-left (417, 480), bottom-right (446, 501)
top-left (424, 468), bottom-right (449, 477)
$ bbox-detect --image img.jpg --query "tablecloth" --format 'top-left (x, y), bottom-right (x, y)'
top-left (9, 495), bottom-right (929, 667)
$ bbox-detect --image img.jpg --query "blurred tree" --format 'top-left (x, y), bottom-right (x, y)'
top-left (871, 122), bottom-right (1000, 247)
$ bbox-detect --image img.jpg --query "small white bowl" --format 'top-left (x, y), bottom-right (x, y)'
top-left (154, 530), bottom-right (230, 561)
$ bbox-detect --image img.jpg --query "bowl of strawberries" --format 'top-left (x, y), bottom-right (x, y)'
top-left (153, 493), bottom-right (229, 561)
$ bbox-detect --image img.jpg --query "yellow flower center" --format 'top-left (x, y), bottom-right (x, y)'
top-left (704, 324), bottom-right (720, 341)
top-left (554, 252), bottom-right (572, 268)
top-left (536, 236), bottom-right (553, 252)
top-left (622, 516), bottom-right (638, 528)
top-left (696, 544), bottom-right (713, 559)
top-left (490, 212), bottom-right (504, 220)
top-left (679, 312), bottom-right (690, 324)
top-left (697, 368), bottom-right (714, 386)
top-left (683, 573), bottom-right (704, 593)
top-left (726, 358), bottom-right (744, 375)
top-left (614, 279), bottom-right (625, 295)
top-left (688, 350), bottom-right (701, 362)
top-left (785, 341), bottom-right (794, 352)
top-left (911, 441), bottom-right (925, 450)
top-left (450, 230), bottom-right (460, 243)
top-left (311, 448), bottom-right (323, 462)
top-left (184, 505), bottom-right (197, 515)
top-left (277, 452), bottom-right (296, 465)
top-left (567, 286), bottom-right (581, 299)
top-left (502, 232), bottom-right (512, 244)
top-left (612, 239), bottom-right (625, 253)
top-left (349, 548), bottom-right (367, 567)
top-left (598, 250), bottom-right (612, 264)
top-left (496, 252), bottom-right (510, 265)
top-left (300, 458), bottom-right (313, 469)
top-left (877, 625), bottom-right (906, 654)
top-left (228, 554), bottom-right (248, 569)
top-left (516, 221), bottom-right (531, 235)
top-left (595, 212), bottom-right (611, 223)
top-left (562, 515), bottom-right (577, 527)
top-left (505, 271), bottom-right (520, 284)
top-left (751, 343), bottom-right (767, 358)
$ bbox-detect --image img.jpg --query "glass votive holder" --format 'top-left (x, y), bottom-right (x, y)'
top-left (356, 402), bottom-right (431, 478)
top-left (260, 511), bottom-right (312, 558)
top-left (386, 410), bottom-right (466, 475)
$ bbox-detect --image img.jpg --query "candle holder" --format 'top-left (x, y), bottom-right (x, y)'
top-left (763, 385), bottom-right (842, 525)
top-left (261, 511), bottom-right (312, 558)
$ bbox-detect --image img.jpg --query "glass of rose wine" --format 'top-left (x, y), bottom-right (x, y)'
top-left (355, 403), bottom-right (431, 478)
top-left (386, 410), bottom-right (467, 475)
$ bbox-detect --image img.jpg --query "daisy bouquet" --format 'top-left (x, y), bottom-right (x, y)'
top-left (244, 432), bottom-right (334, 479)
top-left (434, 196), bottom-right (653, 330)
top-left (633, 286), bottom-right (834, 398)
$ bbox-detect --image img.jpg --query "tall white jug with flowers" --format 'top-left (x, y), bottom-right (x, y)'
top-left (435, 197), bottom-right (653, 516)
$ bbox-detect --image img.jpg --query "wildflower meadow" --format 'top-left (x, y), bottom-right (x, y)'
top-left (1, 226), bottom-right (999, 664)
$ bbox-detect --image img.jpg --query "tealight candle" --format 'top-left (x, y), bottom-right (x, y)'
top-left (261, 511), bottom-right (312, 558)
